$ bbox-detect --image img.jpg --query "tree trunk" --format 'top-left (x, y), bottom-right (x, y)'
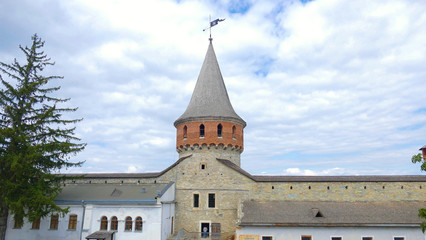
top-left (0, 206), bottom-right (8, 240)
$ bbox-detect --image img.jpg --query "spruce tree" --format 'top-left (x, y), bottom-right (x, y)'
top-left (0, 34), bottom-right (85, 239)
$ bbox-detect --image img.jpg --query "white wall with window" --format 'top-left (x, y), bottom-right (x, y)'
top-left (236, 227), bottom-right (425, 240)
top-left (5, 182), bottom-right (175, 240)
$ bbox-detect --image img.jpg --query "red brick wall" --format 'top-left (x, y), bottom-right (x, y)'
top-left (176, 121), bottom-right (244, 150)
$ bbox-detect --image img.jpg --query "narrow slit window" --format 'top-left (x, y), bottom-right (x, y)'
top-left (183, 125), bottom-right (187, 139)
top-left (200, 124), bottom-right (205, 138)
top-left (193, 194), bottom-right (199, 208)
top-left (217, 124), bottom-right (222, 137)
top-left (208, 193), bottom-right (215, 208)
top-left (232, 126), bottom-right (236, 139)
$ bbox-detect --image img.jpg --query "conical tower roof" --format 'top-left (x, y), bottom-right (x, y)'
top-left (174, 40), bottom-right (246, 127)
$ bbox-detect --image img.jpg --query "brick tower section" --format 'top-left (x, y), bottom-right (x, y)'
top-left (176, 120), bottom-right (243, 151)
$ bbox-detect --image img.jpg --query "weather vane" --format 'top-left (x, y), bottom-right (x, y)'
top-left (203, 15), bottom-right (225, 40)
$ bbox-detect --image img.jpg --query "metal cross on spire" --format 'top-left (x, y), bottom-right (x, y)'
top-left (203, 15), bottom-right (225, 41)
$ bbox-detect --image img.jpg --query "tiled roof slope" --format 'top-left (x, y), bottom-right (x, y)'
top-left (65, 157), bottom-right (426, 182)
top-left (217, 158), bottom-right (426, 182)
top-left (240, 200), bottom-right (425, 226)
top-left (174, 41), bottom-right (246, 127)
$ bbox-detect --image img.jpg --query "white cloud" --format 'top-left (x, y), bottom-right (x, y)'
top-left (1, 0), bottom-right (425, 175)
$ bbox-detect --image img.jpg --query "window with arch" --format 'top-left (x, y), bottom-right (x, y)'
top-left (68, 214), bottom-right (77, 230)
top-left (183, 125), bottom-right (187, 139)
top-left (125, 216), bottom-right (133, 231)
top-left (110, 216), bottom-right (118, 231)
top-left (199, 124), bottom-right (205, 138)
top-left (232, 126), bottom-right (236, 139)
top-left (135, 216), bottom-right (143, 231)
top-left (217, 124), bottom-right (222, 137)
top-left (100, 216), bottom-right (108, 230)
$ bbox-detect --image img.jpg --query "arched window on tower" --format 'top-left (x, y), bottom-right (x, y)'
top-left (217, 124), bottom-right (222, 137)
top-left (183, 125), bottom-right (187, 139)
top-left (232, 126), bottom-right (236, 139)
top-left (100, 216), bottom-right (108, 230)
top-left (200, 124), bottom-right (205, 138)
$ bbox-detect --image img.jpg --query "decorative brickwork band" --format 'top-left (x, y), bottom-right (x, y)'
top-left (176, 121), bottom-right (244, 151)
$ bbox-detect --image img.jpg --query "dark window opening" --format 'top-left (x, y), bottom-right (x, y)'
top-left (271, 186), bottom-right (274, 189)
top-left (362, 237), bottom-right (373, 240)
top-left (200, 124), bottom-right (205, 138)
top-left (394, 238), bottom-right (404, 240)
top-left (315, 211), bottom-right (323, 218)
top-left (201, 222), bottom-right (210, 238)
top-left (331, 237), bottom-right (342, 240)
top-left (217, 124), bottom-right (222, 137)
top-left (262, 237), bottom-right (273, 240)
top-left (193, 194), bottom-right (199, 208)
top-left (301, 236), bottom-right (311, 240)
top-left (201, 163), bottom-right (206, 170)
top-left (232, 126), bottom-right (236, 139)
top-left (208, 193), bottom-right (215, 208)
top-left (183, 126), bottom-right (187, 139)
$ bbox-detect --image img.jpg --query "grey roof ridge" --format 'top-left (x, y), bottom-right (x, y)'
top-left (157, 181), bottom-right (175, 198)
top-left (216, 158), bottom-right (256, 181)
top-left (215, 159), bottom-right (426, 182)
top-left (62, 155), bottom-right (192, 179)
top-left (252, 174), bottom-right (426, 182)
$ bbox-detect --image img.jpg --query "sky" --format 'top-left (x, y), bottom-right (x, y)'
top-left (1, 0), bottom-right (425, 175)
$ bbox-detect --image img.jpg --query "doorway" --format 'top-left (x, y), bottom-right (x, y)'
top-left (200, 222), bottom-right (210, 238)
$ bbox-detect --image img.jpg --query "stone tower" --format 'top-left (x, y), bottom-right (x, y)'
top-left (174, 39), bottom-right (246, 166)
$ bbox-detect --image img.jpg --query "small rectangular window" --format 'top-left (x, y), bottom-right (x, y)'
top-left (13, 219), bottom-right (21, 229)
top-left (362, 238), bottom-right (373, 240)
top-left (193, 194), bottom-right (199, 208)
top-left (31, 218), bottom-right (40, 229)
top-left (208, 193), bottom-right (215, 208)
top-left (301, 236), bottom-right (312, 240)
top-left (262, 237), bottom-right (273, 240)
top-left (394, 238), bottom-right (404, 240)
top-left (331, 237), bottom-right (342, 240)
top-left (50, 214), bottom-right (59, 230)
top-left (68, 215), bottom-right (77, 230)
